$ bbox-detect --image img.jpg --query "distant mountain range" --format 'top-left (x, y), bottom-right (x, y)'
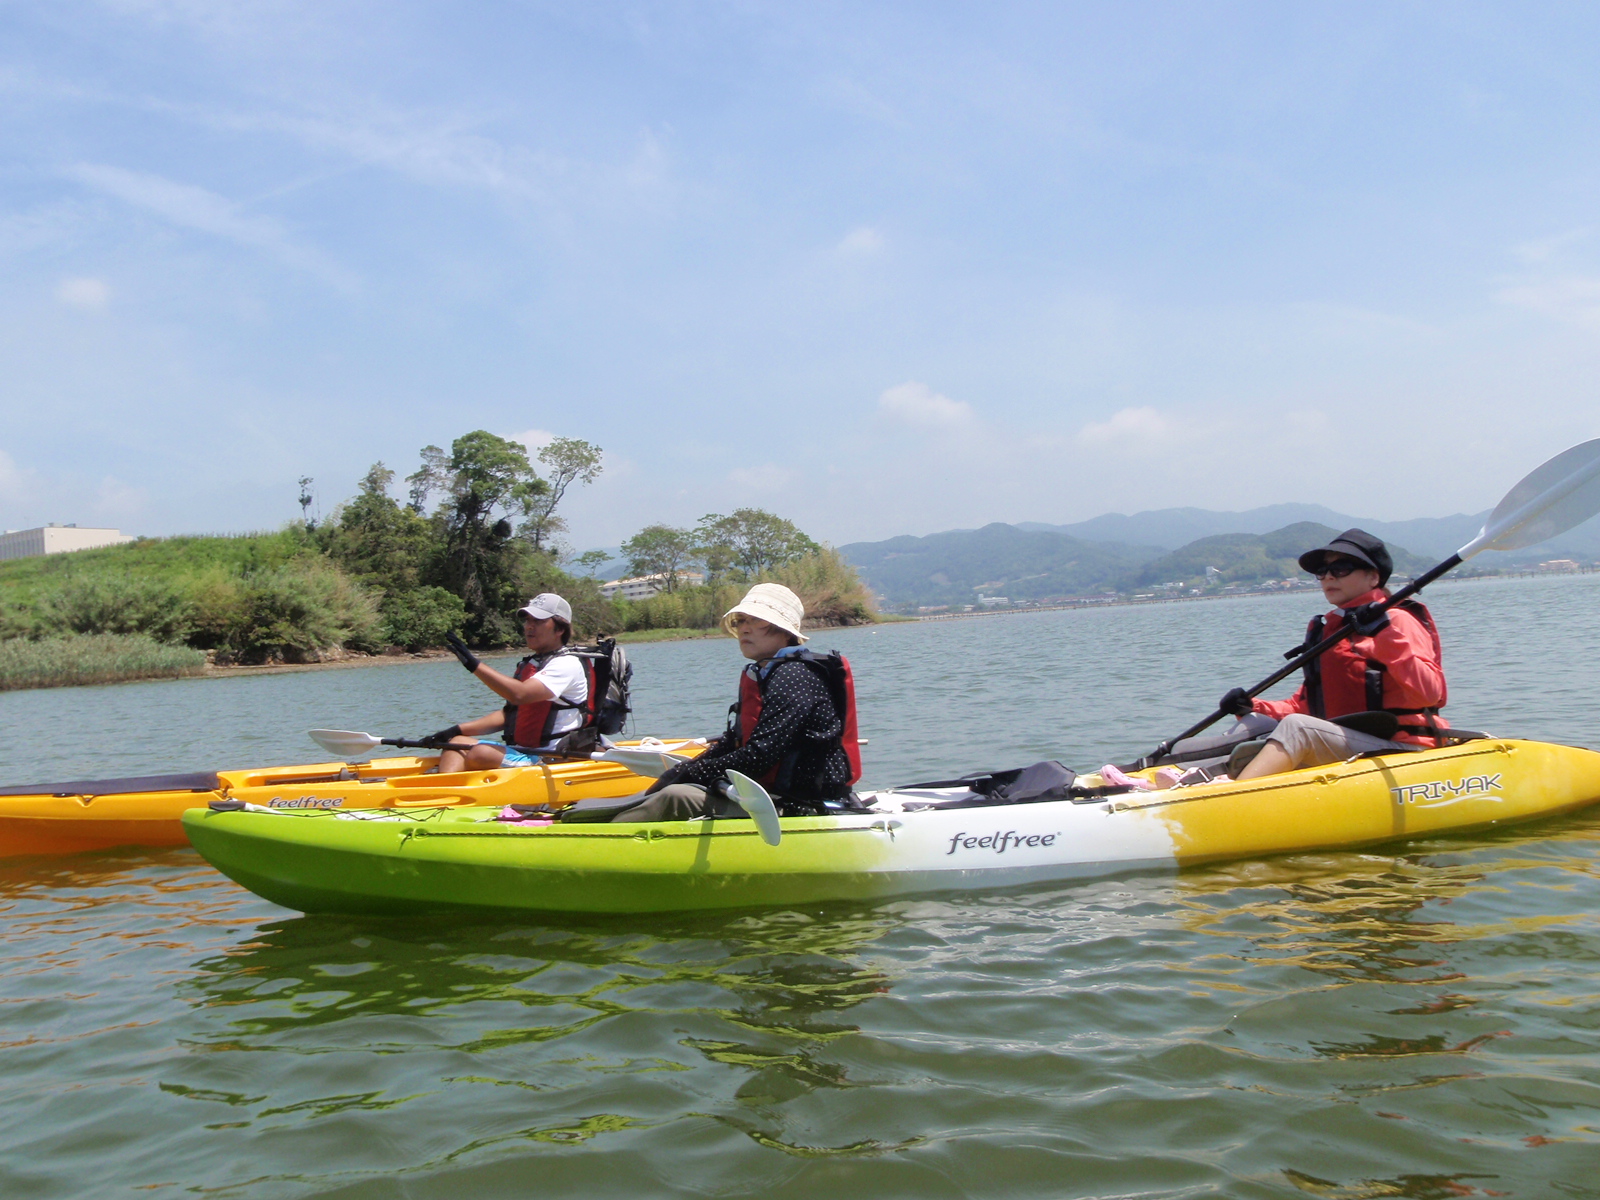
top-left (578, 504), bottom-right (1599, 609)
top-left (1023, 503), bottom-right (1600, 560)
top-left (836, 524), bottom-right (1159, 609)
top-left (842, 504), bottom-right (1600, 609)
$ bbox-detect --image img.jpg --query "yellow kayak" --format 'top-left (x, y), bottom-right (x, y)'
top-left (0, 740), bottom-right (699, 857)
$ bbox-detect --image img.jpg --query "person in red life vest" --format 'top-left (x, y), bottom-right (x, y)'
top-left (426, 593), bottom-right (590, 772)
top-left (1220, 529), bottom-right (1448, 781)
top-left (609, 582), bottom-right (861, 822)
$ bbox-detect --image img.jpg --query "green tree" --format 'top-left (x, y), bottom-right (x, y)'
top-left (572, 548), bottom-right (612, 577)
top-left (524, 437), bottom-right (603, 553)
top-left (380, 586), bottom-right (467, 651)
top-left (695, 509), bottom-right (820, 580)
top-left (325, 463), bottom-right (436, 596)
top-left (407, 432), bottom-right (548, 640)
top-left (620, 524), bottom-right (697, 591)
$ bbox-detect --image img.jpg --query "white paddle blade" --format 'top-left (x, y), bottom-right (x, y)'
top-left (724, 770), bottom-right (782, 847)
top-left (1460, 438), bottom-right (1600, 558)
top-left (307, 729), bottom-right (384, 757)
top-left (593, 748), bottom-right (690, 778)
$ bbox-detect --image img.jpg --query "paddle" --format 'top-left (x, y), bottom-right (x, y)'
top-left (308, 729), bottom-right (704, 778)
top-left (592, 746), bottom-right (693, 777)
top-left (589, 749), bottom-right (781, 843)
top-left (308, 729), bottom-right (442, 757)
top-left (724, 770), bottom-right (782, 846)
top-left (1134, 437), bottom-right (1600, 769)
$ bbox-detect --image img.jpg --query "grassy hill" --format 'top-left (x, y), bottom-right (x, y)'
top-left (0, 531), bottom-right (309, 608)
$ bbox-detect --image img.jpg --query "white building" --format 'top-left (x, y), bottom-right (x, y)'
top-left (600, 571), bottom-right (705, 600)
top-left (0, 525), bottom-right (136, 562)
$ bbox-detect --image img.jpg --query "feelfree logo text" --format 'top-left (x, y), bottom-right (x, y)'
top-left (946, 830), bottom-right (1059, 856)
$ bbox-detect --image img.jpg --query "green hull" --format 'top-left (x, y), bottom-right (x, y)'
top-left (181, 804), bottom-right (1130, 914)
top-left (183, 739), bottom-right (1600, 915)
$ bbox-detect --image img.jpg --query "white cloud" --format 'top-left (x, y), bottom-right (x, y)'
top-left (837, 226), bottom-right (884, 255)
top-left (1075, 405), bottom-right (1172, 446)
top-left (506, 428), bottom-right (555, 451)
top-left (66, 163), bottom-right (353, 286)
top-left (55, 277), bottom-right (111, 310)
top-left (877, 381), bottom-right (972, 427)
top-left (1497, 277), bottom-right (1600, 328)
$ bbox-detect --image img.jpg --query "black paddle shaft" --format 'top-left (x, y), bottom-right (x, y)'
top-left (1135, 553), bottom-right (1462, 768)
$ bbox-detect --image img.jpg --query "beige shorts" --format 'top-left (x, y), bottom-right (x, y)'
top-left (1267, 713), bottom-right (1411, 770)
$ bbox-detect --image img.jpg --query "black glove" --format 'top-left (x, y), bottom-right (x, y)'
top-left (1346, 602), bottom-right (1390, 637)
top-left (423, 725), bottom-right (463, 747)
top-left (444, 633), bottom-right (481, 672)
top-left (1219, 687), bottom-right (1254, 717)
top-left (644, 759), bottom-right (692, 795)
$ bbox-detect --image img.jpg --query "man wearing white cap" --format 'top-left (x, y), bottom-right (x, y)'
top-left (600, 582), bottom-right (860, 823)
top-left (428, 593), bottom-right (591, 772)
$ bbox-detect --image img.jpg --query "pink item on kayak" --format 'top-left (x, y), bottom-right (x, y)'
top-left (1099, 764), bottom-right (1156, 791)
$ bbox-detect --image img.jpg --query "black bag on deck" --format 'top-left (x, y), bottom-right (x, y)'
top-left (986, 760), bottom-right (1078, 803)
top-left (583, 638), bottom-right (632, 735)
top-left (559, 791), bottom-right (651, 822)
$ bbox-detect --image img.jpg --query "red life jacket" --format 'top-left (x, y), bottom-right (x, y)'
top-left (503, 647), bottom-right (611, 750)
top-left (1300, 598), bottom-right (1448, 745)
top-left (732, 650), bottom-right (861, 788)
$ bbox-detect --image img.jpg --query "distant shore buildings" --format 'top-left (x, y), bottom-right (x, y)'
top-left (0, 524), bottom-right (135, 562)
top-left (600, 570), bottom-right (706, 600)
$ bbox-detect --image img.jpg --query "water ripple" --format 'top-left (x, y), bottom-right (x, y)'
top-left (3, 578), bottom-right (1600, 1196)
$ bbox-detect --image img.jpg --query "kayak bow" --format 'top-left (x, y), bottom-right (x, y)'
top-left (0, 739), bottom-right (701, 857)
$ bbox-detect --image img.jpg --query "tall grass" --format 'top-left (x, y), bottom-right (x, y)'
top-left (0, 634), bottom-right (206, 691)
top-left (22, 560), bottom-right (384, 663)
top-left (768, 546), bottom-right (877, 627)
top-left (608, 548), bottom-right (878, 635)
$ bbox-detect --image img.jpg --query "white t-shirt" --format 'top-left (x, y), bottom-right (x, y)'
top-left (530, 654), bottom-right (589, 738)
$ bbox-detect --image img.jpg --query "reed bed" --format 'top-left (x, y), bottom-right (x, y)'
top-left (0, 634), bottom-right (207, 692)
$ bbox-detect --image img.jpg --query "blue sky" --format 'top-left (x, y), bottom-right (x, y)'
top-left (4, 2), bottom-right (1600, 551)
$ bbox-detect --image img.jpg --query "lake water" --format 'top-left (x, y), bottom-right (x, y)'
top-left (2, 574), bottom-right (1599, 1198)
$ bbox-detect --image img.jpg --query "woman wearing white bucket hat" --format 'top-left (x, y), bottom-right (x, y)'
top-left (565, 583), bottom-right (861, 824)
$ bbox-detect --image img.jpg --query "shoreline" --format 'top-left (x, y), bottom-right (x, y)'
top-left (1, 617), bottom-right (889, 692)
top-left (14, 572), bottom-right (1589, 687)
top-left (196, 628), bottom-right (734, 679)
top-left (908, 566), bottom-right (1600, 623)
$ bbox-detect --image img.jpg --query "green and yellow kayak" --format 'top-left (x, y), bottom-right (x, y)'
top-left (0, 740), bottom-right (699, 857)
top-left (182, 737), bottom-right (1600, 915)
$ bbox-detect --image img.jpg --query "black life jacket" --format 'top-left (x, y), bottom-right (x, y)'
top-left (503, 644), bottom-right (613, 750)
top-left (1298, 598), bottom-right (1446, 744)
top-left (728, 650), bottom-right (861, 791)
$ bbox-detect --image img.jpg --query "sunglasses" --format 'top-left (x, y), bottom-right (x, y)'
top-left (1312, 559), bottom-right (1367, 579)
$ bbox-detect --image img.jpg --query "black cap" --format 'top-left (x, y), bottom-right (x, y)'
top-left (1298, 528), bottom-right (1392, 587)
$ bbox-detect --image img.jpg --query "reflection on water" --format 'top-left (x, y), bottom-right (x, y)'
top-left (3, 576), bottom-right (1600, 1195)
top-left (1, 825), bottom-right (1599, 1195)
top-left (184, 906), bottom-right (896, 1052)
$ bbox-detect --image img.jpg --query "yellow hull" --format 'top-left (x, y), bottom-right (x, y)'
top-left (1113, 738), bottom-right (1600, 864)
top-left (0, 743), bottom-right (691, 857)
